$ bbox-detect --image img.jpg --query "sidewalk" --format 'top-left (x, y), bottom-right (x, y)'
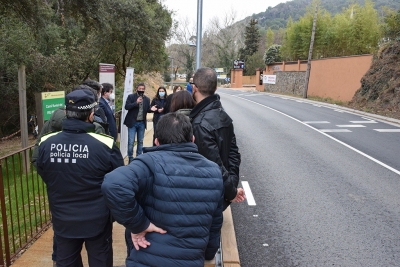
top-left (11, 121), bottom-right (155, 267)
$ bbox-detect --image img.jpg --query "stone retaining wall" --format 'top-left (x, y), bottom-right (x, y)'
top-left (264, 71), bottom-right (306, 96)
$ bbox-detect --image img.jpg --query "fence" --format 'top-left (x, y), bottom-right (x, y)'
top-left (0, 146), bottom-right (51, 267)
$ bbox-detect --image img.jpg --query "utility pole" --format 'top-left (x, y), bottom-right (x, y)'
top-left (168, 56), bottom-right (174, 90)
top-left (303, 4), bottom-right (318, 98)
top-left (195, 0), bottom-right (203, 70)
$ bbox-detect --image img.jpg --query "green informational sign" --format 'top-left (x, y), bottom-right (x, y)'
top-left (42, 91), bottom-right (65, 120)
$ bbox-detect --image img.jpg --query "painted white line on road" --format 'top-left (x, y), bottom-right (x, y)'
top-left (336, 125), bottom-right (366, 128)
top-left (241, 181), bottom-right (256, 206)
top-left (296, 100), bottom-right (304, 103)
top-left (350, 120), bottom-right (378, 124)
top-left (226, 93), bottom-right (400, 176)
top-left (334, 109), bottom-right (345, 113)
top-left (244, 94), bottom-right (258, 97)
top-left (303, 121), bottom-right (330, 124)
top-left (313, 104), bottom-right (322, 107)
top-left (374, 129), bottom-right (400, 132)
top-left (320, 129), bottom-right (352, 133)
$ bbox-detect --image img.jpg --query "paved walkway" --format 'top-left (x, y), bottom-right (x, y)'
top-left (12, 120), bottom-right (155, 267)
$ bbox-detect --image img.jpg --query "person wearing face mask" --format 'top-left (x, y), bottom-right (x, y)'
top-left (100, 83), bottom-right (118, 141)
top-left (164, 85), bottom-right (183, 114)
top-left (150, 86), bottom-right (168, 145)
top-left (124, 82), bottom-right (153, 163)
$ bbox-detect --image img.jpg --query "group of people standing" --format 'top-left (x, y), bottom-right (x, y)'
top-left (33, 67), bottom-right (245, 267)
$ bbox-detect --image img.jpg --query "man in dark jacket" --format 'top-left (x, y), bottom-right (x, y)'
top-left (102, 112), bottom-right (224, 267)
top-left (189, 67), bottom-right (245, 210)
top-left (124, 82), bottom-right (156, 162)
top-left (36, 89), bottom-right (124, 267)
top-left (100, 83), bottom-right (118, 141)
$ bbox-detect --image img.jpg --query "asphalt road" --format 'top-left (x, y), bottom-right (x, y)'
top-left (217, 88), bottom-right (400, 267)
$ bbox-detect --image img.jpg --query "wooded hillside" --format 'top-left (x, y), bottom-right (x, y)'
top-left (243, 0), bottom-right (400, 30)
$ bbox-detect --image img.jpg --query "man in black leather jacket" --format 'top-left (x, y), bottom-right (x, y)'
top-left (189, 67), bottom-right (245, 210)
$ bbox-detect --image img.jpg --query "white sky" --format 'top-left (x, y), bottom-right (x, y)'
top-left (161, 0), bottom-right (290, 28)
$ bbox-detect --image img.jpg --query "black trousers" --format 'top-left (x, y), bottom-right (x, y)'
top-left (56, 221), bottom-right (113, 267)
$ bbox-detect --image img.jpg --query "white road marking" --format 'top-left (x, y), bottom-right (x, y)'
top-left (313, 104), bottom-right (322, 107)
top-left (320, 129), bottom-right (352, 133)
top-left (303, 121), bottom-right (330, 124)
top-left (227, 93), bottom-right (400, 176)
top-left (334, 109), bottom-right (345, 113)
top-left (336, 125), bottom-right (366, 128)
top-left (296, 100), bottom-right (304, 103)
top-left (241, 181), bottom-right (256, 206)
top-left (350, 120), bottom-right (377, 124)
top-left (374, 129), bottom-right (400, 132)
top-left (244, 94), bottom-right (258, 97)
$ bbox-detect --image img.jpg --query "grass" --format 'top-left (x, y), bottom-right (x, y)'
top-left (306, 95), bottom-right (348, 106)
top-left (0, 149), bottom-right (50, 261)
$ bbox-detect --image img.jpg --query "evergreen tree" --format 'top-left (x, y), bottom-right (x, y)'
top-left (239, 19), bottom-right (261, 74)
top-left (266, 27), bottom-right (275, 48)
top-left (239, 19), bottom-right (261, 60)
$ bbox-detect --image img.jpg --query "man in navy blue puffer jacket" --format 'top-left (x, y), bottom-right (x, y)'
top-left (102, 112), bottom-right (224, 267)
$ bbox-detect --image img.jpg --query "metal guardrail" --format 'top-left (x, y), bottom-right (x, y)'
top-left (0, 146), bottom-right (51, 266)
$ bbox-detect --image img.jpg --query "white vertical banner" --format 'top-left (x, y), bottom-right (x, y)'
top-left (120, 67), bottom-right (134, 159)
top-left (99, 63), bottom-right (116, 112)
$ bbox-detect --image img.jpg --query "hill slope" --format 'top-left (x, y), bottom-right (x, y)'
top-left (348, 41), bottom-right (400, 120)
top-left (243, 0), bottom-right (400, 30)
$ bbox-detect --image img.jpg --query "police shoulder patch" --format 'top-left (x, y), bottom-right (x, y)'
top-left (87, 133), bottom-right (114, 149)
top-left (39, 131), bottom-right (61, 145)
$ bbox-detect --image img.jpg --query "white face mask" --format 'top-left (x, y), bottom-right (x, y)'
top-left (109, 92), bottom-right (115, 101)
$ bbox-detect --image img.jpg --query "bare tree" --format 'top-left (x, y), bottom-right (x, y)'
top-left (167, 16), bottom-right (197, 81)
top-left (202, 9), bottom-right (245, 74)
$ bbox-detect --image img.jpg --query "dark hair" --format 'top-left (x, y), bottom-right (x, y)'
top-left (82, 79), bottom-right (102, 94)
top-left (193, 67), bottom-right (217, 96)
top-left (170, 90), bottom-right (195, 112)
top-left (173, 85), bottom-right (182, 93)
top-left (155, 113), bottom-right (193, 144)
top-left (102, 83), bottom-right (113, 95)
top-left (136, 82), bottom-right (146, 89)
top-left (66, 109), bottom-right (93, 121)
top-left (156, 86), bottom-right (167, 99)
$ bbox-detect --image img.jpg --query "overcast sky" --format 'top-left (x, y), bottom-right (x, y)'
top-left (161, 0), bottom-right (290, 28)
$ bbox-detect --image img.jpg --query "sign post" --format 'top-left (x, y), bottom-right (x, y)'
top-left (263, 75), bottom-right (277, 85)
top-left (233, 59), bottom-right (245, 70)
top-left (120, 67), bottom-right (134, 159)
top-left (99, 63), bottom-right (116, 112)
top-left (42, 91), bottom-right (65, 120)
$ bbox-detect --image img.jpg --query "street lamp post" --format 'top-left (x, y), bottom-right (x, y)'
top-left (168, 56), bottom-right (174, 90)
top-left (196, 0), bottom-right (203, 70)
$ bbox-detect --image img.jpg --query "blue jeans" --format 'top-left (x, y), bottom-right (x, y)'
top-left (127, 121), bottom-right (145, 162)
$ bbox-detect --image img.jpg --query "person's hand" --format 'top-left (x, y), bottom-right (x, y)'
top-left (131, 223), bottom-right (167, 250)
top-left (137, 96), bottom-right (143, 103)
top-left (231, 188), bottom-right (246, 203)
top-left (158, 107), bottom-right (164, 113)
top-left (151, 105), bottom-right (157, 112)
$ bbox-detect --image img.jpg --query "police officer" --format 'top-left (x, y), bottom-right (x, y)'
top-left (36, 88), bottom-right (124, 267)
